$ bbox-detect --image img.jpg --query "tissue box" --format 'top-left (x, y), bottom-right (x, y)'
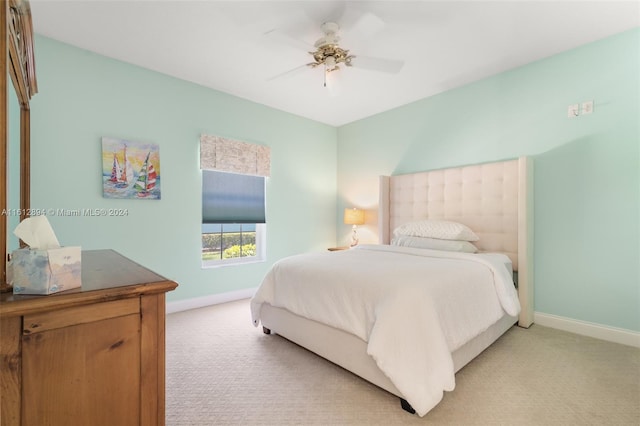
top-left (10, 247), bottom-right (82, 295)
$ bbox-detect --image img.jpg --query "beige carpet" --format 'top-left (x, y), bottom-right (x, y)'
top-left (166, 299), bottom-right (639, 425)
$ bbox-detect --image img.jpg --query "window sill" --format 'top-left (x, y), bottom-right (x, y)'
top-left (201, 258), bottom-right (265, 269)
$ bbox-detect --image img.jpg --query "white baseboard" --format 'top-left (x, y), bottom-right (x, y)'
top-left (166, 287), bottom-right (257, 314)
top-left (534, 312), bottom-right (640, 348)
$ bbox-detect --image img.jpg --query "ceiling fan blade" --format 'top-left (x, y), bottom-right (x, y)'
top-left (263, 28), bottom-right (314, 52)
top-left (351, 55), bottom-right (404, 74)
top-left (266, 64), bottom-right (309, 82)
top-left (259, 6), bottom-right (319, 51)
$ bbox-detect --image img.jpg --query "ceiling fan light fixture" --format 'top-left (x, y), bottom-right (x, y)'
top-left (308, 45), bottom-right (354, 70)
top-left (325, 56), bottom-right (337, 70)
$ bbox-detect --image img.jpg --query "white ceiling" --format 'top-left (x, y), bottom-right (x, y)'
top-left (31, 1), bottom-right (640, 127)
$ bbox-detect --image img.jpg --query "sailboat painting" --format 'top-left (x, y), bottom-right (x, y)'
top-left (101, 137), bottom-right (161, 200)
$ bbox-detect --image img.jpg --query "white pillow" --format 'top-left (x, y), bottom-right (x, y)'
top-left (393, 219), bottom-right (479, 242)
top-left (392, 235), bottom-right (478, 253)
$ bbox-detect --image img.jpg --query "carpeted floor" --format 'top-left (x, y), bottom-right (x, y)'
top-left (166, 299), bottom-right (639, 425)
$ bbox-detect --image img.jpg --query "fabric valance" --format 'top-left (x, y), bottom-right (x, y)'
top-left (200, 134), bottom-right (270, 177)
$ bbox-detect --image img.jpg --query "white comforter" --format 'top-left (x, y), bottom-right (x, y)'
top-left (250, 244), bottom-right (520, 417)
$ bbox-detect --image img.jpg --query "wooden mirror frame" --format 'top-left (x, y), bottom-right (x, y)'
top-left (1, 0), bottom-right (37, 291)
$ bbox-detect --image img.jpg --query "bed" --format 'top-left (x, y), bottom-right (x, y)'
top-left (250, 157), bottom-right (534, 417)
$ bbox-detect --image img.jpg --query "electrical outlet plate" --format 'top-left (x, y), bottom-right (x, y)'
top-left (567, 104), bottom-right (579, 118)
top-left (582, 100), bottom-right (594, 115)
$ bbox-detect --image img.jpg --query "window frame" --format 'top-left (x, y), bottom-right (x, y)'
top-left (201, 223), bottom-right (266, 269)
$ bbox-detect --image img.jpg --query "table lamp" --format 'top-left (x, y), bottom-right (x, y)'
top-left (343, 208), bottom-right (365, 246)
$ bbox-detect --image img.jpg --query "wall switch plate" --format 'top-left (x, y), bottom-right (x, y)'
top-left (581, 100), bottom-right (594, 115)
top-left (567, 104), bottom-right (579, 118)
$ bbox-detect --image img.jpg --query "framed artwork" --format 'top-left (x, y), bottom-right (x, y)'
top-left (102, 137), bottom-right (161, 199)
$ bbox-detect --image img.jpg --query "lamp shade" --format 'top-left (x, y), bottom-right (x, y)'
top-left (343, 208), bottom-right (364, 225)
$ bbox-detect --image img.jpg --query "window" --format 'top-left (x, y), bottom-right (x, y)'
top-left (201, 170), bottom-right (266, 267)
top-left (202, 223), bottom-right (265, 266)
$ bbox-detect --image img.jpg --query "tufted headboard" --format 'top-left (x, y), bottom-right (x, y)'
top-left (378, 157), bottom-right (534, 327)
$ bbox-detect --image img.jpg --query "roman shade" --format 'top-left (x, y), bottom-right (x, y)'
top-left (202, 170), bottom-right (265, 224)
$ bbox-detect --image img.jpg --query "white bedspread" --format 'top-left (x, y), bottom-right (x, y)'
top-left (250, 244), bottom-right (520, 417)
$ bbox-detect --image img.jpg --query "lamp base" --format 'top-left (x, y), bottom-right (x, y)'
top-left (350, 225), bottom-right (359, 247)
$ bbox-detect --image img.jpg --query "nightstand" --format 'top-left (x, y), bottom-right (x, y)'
top-left (328, 246), bottom-right (350, 251)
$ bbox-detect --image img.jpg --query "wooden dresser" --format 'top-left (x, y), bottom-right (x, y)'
top-left (0, 249), bottom-right (178, 426)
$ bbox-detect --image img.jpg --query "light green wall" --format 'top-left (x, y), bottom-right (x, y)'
top-left (30, 36), bottom-right (337, 303)
top-left (337, 28), bottom-right (640, 332)
top-left (28, 29), bottom-right (639, 331)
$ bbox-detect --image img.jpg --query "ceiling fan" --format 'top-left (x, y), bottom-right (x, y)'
top-left (267, 17), bottom-right (404, 88)
top-left (307, 22), bottom-right (353, 74)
